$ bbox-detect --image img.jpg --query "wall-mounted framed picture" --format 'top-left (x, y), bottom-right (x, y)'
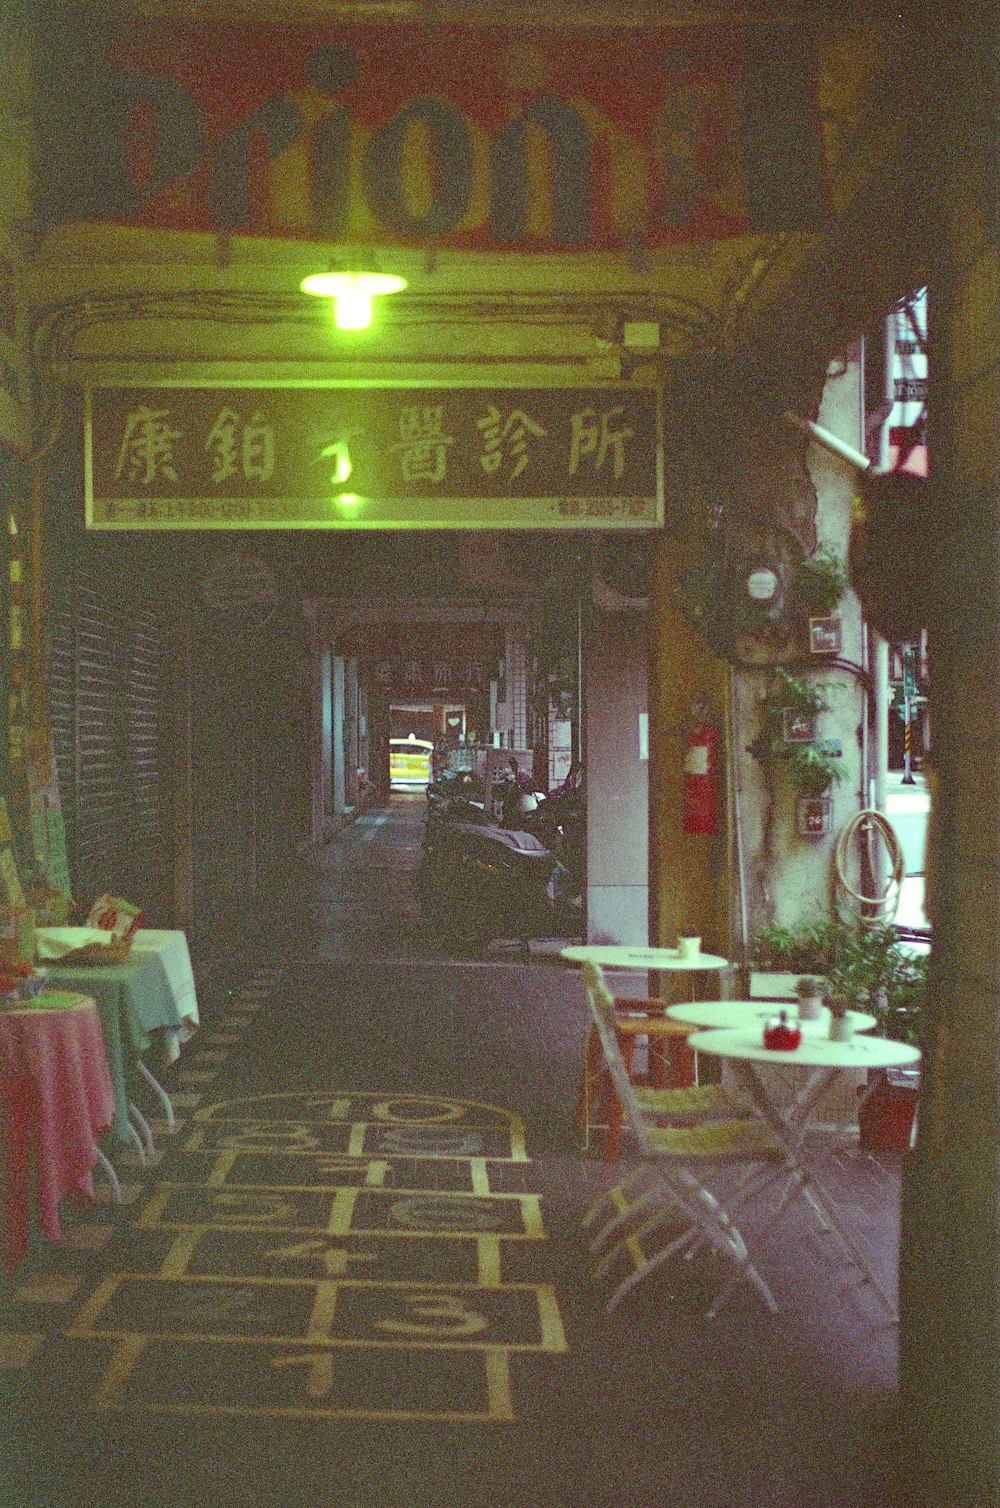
top-left (782, 709), bottom-right (818, 744)
top-left (795, 794), bottom-right (833, 837)
top-left (809, 615), bottom-right (842, 655)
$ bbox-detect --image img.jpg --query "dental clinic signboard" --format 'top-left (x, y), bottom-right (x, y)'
top-left (38, 18), bottom-right (827, 247)
top-left (85, 383), bottom-right (662, 530)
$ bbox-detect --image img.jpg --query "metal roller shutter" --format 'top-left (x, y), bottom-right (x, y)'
top-left (47, 558), bottom-right (176, 923)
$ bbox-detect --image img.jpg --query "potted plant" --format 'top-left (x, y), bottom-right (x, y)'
top-left (788, 742), bottom-right (842, 837)
top-left (794, 974), bottom-right (824, 1021)
top-left (788, 743), bottom-right (842, 799)
top-left (824, 989), bottom-right (854, 1042)
top-left (794, 549), bottom-right (848, 616)
top-left (821, 920), bottom-right (901, 1011)
top-left (855, 949), bottom-right (926, 1151)
top-left (822, 931), bottom-right (928, 1151)
top-left (746, 917), bottom-right (851, 999)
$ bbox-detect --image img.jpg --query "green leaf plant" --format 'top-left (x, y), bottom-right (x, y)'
top-left (787, 742), bottom-right (843, 798)
top-left (794, 549), bottom-right (848, 616)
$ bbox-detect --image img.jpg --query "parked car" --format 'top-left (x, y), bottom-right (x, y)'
top-left (389, 736), bottom-right (434, 789)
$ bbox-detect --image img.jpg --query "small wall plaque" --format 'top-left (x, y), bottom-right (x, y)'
top-left (795, 794), bottom-right (832, 837)
top-left (808, 615), bottom-right (842, 655)
top-left (782, 709), bottom-right (818, 744)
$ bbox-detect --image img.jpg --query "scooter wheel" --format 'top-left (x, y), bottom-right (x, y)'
top-left (442, 911), bottom-right (492, 956)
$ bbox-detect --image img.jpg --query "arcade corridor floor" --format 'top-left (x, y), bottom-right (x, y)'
top-left (1, 798), bottom-right (911, 1508)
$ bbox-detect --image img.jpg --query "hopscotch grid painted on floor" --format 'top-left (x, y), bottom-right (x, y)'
top-left (60, 1088), bottom-right (566, 1422)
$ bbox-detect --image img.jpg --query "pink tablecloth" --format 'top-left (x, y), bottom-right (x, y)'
top-left (0, 996), bottom-right (115, 1265)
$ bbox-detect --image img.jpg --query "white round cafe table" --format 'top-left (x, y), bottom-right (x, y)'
top-left (665, 1000), bottom-right (878, 1036)
top-left (685, 1026), bottom-right (920, 1321)
top-left (559, 944), bottom-right (729, 971)
top-left (687, 1025), bottom-right (920, 1071)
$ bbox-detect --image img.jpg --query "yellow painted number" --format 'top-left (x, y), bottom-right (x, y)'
top-left (376, 1291), bottom-right (489, 1338)
top-left (212, 1192), bottom-right (298, 1223)
top-left (264, 1239), bottom-right (378, 1277)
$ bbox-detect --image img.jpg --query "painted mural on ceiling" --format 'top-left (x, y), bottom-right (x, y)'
top-left (35, 16), bottom-right (828, 252)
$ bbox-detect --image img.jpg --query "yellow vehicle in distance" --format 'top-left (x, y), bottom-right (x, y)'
top-left (389, 736), bottom-right (434, 789)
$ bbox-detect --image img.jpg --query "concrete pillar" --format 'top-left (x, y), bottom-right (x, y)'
top-left (331, 655), bottom-right (345, 816)
top-left (584, 608), bottom-right (649, 944)
top-left (344, 655), bottom-right (359, 809)
top-left (357, 677), bottom-right (369, 794)
top-left (648, 536), bottom-right (730, 953)
top-left (898, 17), bottom-right (1000, 1503)
top-left (320, 647), bottom-right (332, 820)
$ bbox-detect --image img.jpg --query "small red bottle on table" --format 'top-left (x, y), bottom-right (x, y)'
top-left (763, 1010), bottom-right (802, 1051)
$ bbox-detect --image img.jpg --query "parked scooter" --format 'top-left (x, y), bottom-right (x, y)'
top-left (518, 779), bottom-right (585, 900)
top-left (425, 770), bottom-right (493, 825)
top-left (418, 817), bottom-right (561, 954)
top-left (493, 765), bottom-right (584, 902)
top-left (418, 763), bottom-right (584, 952)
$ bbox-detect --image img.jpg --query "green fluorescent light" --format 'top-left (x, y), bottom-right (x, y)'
top-left (320, 441), bottom-right (353, 484)
top-left (334, 287), bottom-right (373, 329)
top-left (300, 271), bottom-right (407, 332)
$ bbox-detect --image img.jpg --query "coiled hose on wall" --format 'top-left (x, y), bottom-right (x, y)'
top-left (833, 809), bottom-right (906, 925)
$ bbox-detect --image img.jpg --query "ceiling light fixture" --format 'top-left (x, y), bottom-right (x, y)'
top-left (300, 270), bottom-right (407, 330)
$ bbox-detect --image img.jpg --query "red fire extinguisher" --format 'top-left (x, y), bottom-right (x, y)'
top-left (682, 719), bottom-right (720, 835)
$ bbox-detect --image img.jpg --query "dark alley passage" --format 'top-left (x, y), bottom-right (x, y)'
top-left (2, 800), bottom-right (911, 1508)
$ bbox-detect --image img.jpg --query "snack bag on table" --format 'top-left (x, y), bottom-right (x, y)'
top-left (85, 894), bottom-right (145, 942)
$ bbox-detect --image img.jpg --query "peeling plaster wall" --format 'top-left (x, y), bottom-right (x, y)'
top-left (734, 349), bottom-right (867, 937)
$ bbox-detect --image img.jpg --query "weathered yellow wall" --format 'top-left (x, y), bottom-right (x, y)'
top-left (647, 535), bottom-right (729, 952)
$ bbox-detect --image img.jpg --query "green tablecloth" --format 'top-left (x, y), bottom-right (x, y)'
top-left (44, 950), bottom-right (189, 1143)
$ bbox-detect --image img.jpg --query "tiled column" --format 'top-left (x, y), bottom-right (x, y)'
top-left (585, 608), bottom-right (649, 944)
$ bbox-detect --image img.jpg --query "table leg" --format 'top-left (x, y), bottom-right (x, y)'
top-left (92, 1144), bottom-right (122, 1203)
top-left (138, 1060), bottom-right (175, 1129)
top-left (725, 1059), bottom-right (900, 1320)
top-left (129, 1101), bottom-right (156, 1158)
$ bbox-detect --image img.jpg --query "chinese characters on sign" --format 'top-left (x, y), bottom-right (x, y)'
top-left (205, 408), bottom-right (275, 484)
top-left (477, 406), bottom-right (547, 480)
top-left (391, 406), bottom-right (454, 485)
top-left (87, 385), bottom-right (662, 530)
top-left (115, 407), bottom-right (181, 485)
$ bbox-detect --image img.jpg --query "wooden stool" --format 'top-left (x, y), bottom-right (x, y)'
top-left (577, 997), bottom-right (697, 1161)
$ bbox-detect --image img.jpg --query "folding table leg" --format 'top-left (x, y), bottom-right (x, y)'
top-left (92, 1144), bottom-right (122, 1203)
top-left (129, 1101), bottom-right (156, 1158)
top-left (139, 1060), bottom-right (175, 1129)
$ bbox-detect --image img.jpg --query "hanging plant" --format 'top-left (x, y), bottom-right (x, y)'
top-left (772, 666), bottom-right (829, 717)
top-left (787, 742), bottom-right (843, 798)
top-left (750, 667), bottom-right (830, 766)
top-left (793, 550), bottom-right (848, 616)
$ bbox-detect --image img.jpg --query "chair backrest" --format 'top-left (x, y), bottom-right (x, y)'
top-left (582, 961), bottom-right (654, 1154)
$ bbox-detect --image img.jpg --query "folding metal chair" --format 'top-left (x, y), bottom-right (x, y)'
top-left (575, 963), bottom-right (734, 1158)
top-left (580, 962), bottom-right (785, 1316)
